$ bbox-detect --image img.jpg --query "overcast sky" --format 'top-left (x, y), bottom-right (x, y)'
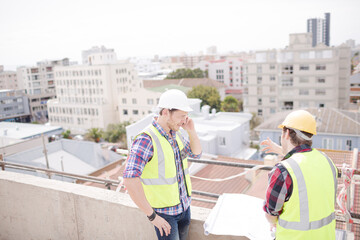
top-left (1, 0), bottom-right (360, 70)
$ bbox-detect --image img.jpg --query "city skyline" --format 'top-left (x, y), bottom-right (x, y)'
top-left (1, 0), bottom-right (360, 70)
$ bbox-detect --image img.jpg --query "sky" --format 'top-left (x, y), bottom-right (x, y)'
top-left (1, 0), bottom-right (360, 70)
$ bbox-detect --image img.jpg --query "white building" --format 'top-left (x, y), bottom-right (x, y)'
top-left (47, 46), bottom-right (142, 134)
top-left (196, 59), bottom-right (244, 90)
top-left (16, 59), bottom-right (70, 122)
top-left (125, 106), bottom-right (254, 159)
top-left (243, 33), bottom-right (351, 119)
top-left (0, 66), bottom-right (18, 90)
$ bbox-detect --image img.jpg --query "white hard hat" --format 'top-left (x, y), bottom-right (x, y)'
top-left (157, 89), bottom-right (193, 112)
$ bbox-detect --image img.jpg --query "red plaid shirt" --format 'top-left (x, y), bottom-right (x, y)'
top-left (263, 145), bottom-right (312, 216)
top-left (124, 119), bottom-right (201, 215)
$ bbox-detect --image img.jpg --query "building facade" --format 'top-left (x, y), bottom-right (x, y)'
top-left (0, 89), bottom-right (30, 123)
top-left (16, 59), bottom-right (69, 122)
top-left (307, 12), bottom-right (330, 47)
top-left (47, 47), bottom-right (142, 134)
top-left (243, 33), bottom-right (351, 119)
top-left (196, 59), bottom-right (244, 90)
top-left (0, 66), bottom-right (18, 90)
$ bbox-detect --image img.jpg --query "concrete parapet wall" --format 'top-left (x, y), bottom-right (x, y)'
top-left (0, 171), bottom-right (247, 240)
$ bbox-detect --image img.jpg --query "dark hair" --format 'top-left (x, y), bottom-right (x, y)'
top-left (283, 127), bottom-right (313, 147)
top-left (159, 108), bottom-right (178, 116)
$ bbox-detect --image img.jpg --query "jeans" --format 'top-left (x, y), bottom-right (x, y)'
top-left (154, 207), bottom-right (191, 240)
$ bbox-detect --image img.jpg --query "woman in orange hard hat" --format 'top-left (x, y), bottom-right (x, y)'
top-left (261, 110), bottom-right (338, 240)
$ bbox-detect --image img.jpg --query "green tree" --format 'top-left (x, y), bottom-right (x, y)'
top-left (250, 112), bottom-right (262, 130)
top-left (165, 68), bottom-right (205, 79)
top-left (221, 96), bottom-right (240, 112)
top-left (61, 130), bottom-right (72, 139)
top-left (187, 85), bottom-right (221, 111)
top-left (85, 128), bottom-right (103, 143)
top-left (103, 122), bottom-right (130, 143)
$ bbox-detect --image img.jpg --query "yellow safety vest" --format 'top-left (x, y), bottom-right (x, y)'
top-left (140, 125), bottom-right (192, 209)
top-left (276, 149), bottom-right (338, 240)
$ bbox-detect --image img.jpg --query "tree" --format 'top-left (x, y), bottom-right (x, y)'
top-left (103, 122), bottom-right (130, 143)
top-left (221, 96), bottom-right (240, 112)
top-left (165, 68), bottom-right (205, 79)
top-left (187, 85), bottom-right (221, 111)
top-left (85, 128), bottom-right (103, 143)
top-left (61, 130), bottom-right (72, 139)
top-left (250, 112), bottom-right (262, 130)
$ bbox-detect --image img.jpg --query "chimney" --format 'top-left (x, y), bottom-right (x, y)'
top-left (201, 105), bottom-right (210, 119)
top-left (211, 108), bottom-right (216, 117)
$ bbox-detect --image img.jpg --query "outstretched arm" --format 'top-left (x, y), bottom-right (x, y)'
top-left (260, 137), bottom-right (283, 156)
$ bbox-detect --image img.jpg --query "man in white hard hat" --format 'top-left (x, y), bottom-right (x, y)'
top-left (124, 89), bottom-right (202, 240)
top-left (260, 110), bottom-right (338, 239)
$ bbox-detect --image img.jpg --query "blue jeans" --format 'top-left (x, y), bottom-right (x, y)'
top-left (154, 207), bottom-right (191, 240)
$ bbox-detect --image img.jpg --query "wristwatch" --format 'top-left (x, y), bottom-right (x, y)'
top-left (147, 209), bottom-right (156, 221)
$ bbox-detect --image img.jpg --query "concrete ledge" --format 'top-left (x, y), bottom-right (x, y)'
top-left (0, 171), bottom-right (247, 240)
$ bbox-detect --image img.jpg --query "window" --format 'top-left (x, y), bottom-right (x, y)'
top-left (317, 78), bottom-right (325, 83)
top-left (257, 87), bottom-right (262, 95)
top-left (336, 139), bottom-right (342, 150)
top-left (257, 109), bottom-right (263, 116)
top-left (133, 110), bottom-right (138, 115)
top-left (299, 77), bottom-right (309, 83)
top-left (219, 137), bottom-right (226, 146)
top-left (147, 99), bottom-right (154, 105)
top-left (123, 109), bottom-right (128, 115)
top-left (257, 76), bottom-right (262, 84)
top-left (322, 138), bottom-right (333, 149)
top-left (270, 75), bottom-right (276, 81)
top-left (122, 98), bottom-right (127, 104)
top-left (132, 98), bottom-right (137, 104)
top-left (270, 108), bottom-right (276, 114)
top-left (282, 65), bottom-right (293, 74)
top-left (270, 86), bottom-right (276, 92)
top-left (281, 77), bottom-right (293, 86)
top-left (299, 65), bottom-right (309, 70)
top-left (299, 89), bottom-right (309, 95)
top-left (258, 98), bottom-right (262, 106)
top-left (346, 140), bottom-right (352, 150)
top-left (316, 65), bottom-right (326, 70)
top-left (257, 65), bottom-right (262, 73)
top-left (319, 103), bottom-right (325, 108)
top-left (270, 97), bottom-right (275, 103)
top-left (315, 89), bottom-right (326, 95)
top-left (270, 65), bottom-right (276, 70)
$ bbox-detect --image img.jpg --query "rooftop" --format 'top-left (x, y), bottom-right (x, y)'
top-left (255, 108), bottom-right (360, 136)
top-left (0, 122), bottom-right (63, 139)
top-left (143, 78), bottom-right (227, 89)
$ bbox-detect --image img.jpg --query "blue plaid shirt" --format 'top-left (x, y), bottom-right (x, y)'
top-left (124, 119), bottom-right (201, 215)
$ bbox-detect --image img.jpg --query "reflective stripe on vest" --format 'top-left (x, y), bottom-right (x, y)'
top-left (140, 127), bottom-right (190, 185)
top-left (278, 151), bottom-right (337, 231)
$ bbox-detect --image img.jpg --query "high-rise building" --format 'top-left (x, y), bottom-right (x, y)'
top-left (243, 33), bottom-right (351, 119)
top-left (0, 66), bottom-right (18, 90)
top-left (307, 12), bottom-right (330, 47)
top-left (16, 59), bottom-right (69, 122)
top-left (47, 46), bottom-right (142, 134)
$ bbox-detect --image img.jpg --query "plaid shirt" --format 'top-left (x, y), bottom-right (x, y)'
top-left (263, 144), bottom-right (312, 216)
top-left (123, 119), bottom-right (201, 215)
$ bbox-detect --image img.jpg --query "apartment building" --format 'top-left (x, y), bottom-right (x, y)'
top-left (47, 47), bottom-right (142, 134)
top-left (0, 89), bottom-right (30, 123)
top-left (307, 12), bottom-right (330, 47)
top-left (350, 73), bottom-right (360, 103)
top-left (0, 66), bottom-right (18, 90)
top-left (170, 54), bottom-right (216, 69)
top-left (196, 59), bottom-right (244, 90)
top-left (243, 33), bottom-right (351, 119)
top-left (16, 59), bottom-right (69, 122)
